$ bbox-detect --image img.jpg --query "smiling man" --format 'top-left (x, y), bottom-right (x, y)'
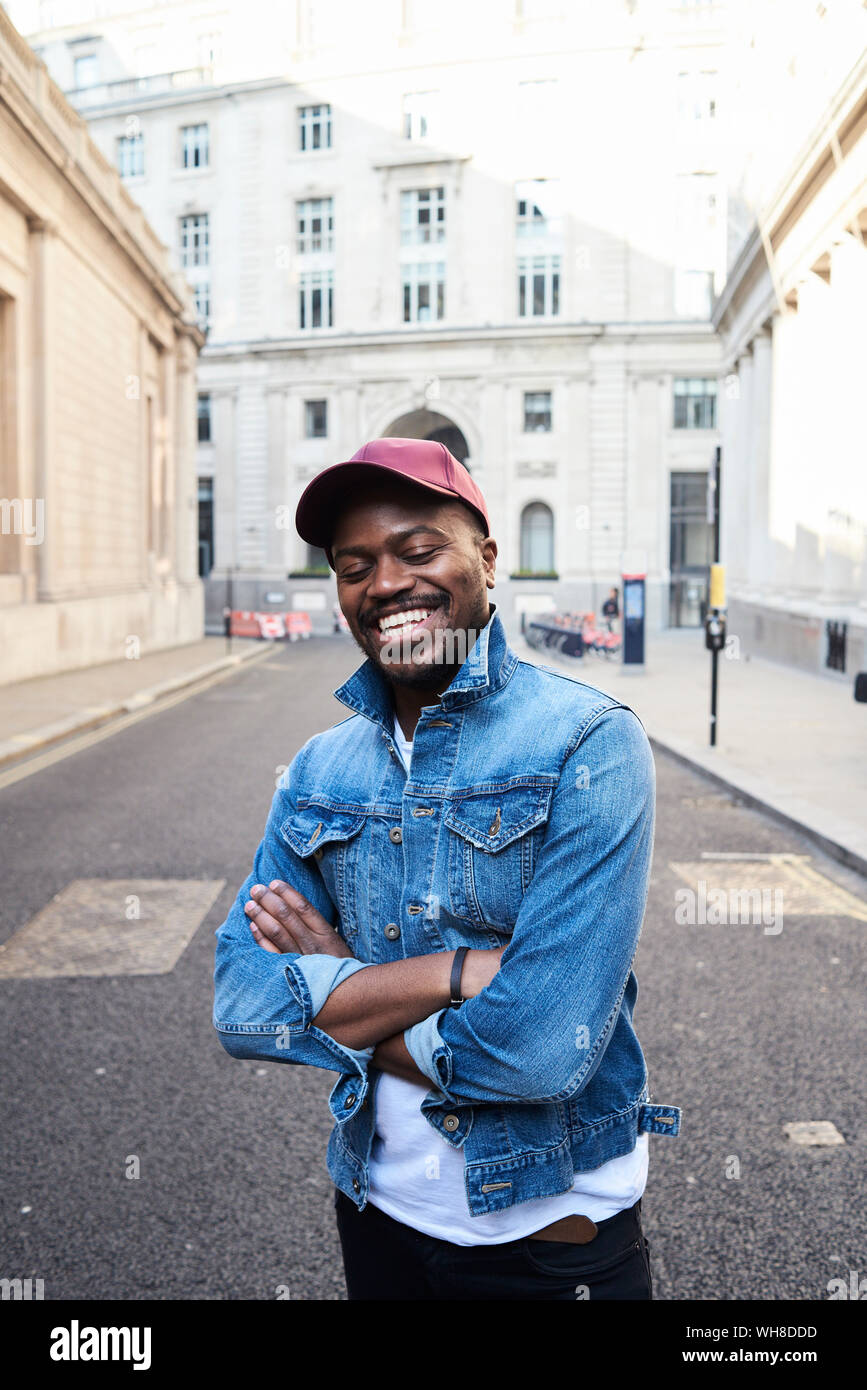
top-left (213, 436), bottom-right (681, 1301)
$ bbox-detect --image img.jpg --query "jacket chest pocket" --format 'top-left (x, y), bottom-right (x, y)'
top-left (444, 783), bottom-right (553, 932)
top-left (280, 803), bottom-right (368, 941)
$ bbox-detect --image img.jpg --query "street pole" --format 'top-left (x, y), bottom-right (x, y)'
top-left (710, 636), bottom-right (719, 746)
top-left (225, 565), bottom-right (234, 657)
top-left (710, 447), bottom-right (720, 748)
top-left (707, 447), bottom-right (724, 747)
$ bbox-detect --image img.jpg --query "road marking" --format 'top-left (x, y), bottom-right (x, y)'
top-left (0, 646), bottom-right (276, 792)
top-left (783, 1121), bottom-right (845, 1147)
top-left (670, 856), bottom-right (867, 921)
top-left (0, 878), bottom-right (226, 978)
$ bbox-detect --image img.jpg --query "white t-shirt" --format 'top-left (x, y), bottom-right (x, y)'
top-left (364, 713), bottom-right (649, 1246)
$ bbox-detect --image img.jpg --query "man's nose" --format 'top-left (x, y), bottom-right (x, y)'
top-left (366, 553), bottom-right (416, 596)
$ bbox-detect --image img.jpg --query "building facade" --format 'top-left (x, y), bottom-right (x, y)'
top-left (0, 4), bottom-right (205, 684)
top-left (8, 0), bottom-right (737, 637)
top-left (714, 1), bottom-right (867, 676)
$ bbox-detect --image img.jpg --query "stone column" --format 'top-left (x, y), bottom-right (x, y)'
top-left (729, 344), bottom-right (753, 587)
top-left (748, 324), bottom-right (773, 592)
top-left (29, 222), bottom-right (58, 601)
top-left (173, 332), bottom-right (199, 586)
top-left (212, 387), bottom-right (238, 574)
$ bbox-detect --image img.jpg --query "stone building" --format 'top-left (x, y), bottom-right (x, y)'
top-left (14, 0), bottom-right (734, 637)
top-left (714, 2), bottom-right (867, 675)
top-left (0, 5), bottom-right (205, 684)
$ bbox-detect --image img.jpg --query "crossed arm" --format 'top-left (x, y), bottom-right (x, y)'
top-left (243, 878), bottom-right (503, 1084)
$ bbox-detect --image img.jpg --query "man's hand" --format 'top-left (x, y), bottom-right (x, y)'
top-left (244, 880), bottom-right (355, 959)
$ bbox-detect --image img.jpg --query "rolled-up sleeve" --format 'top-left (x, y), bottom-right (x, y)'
top-left (213, 758), bottom-right (374, 1078)
top-left (403, 707), bottom-right (655, 1105)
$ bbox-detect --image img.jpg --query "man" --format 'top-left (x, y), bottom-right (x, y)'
top-left (213, 437), bottom-right (681, 1301)
top-left (603, 587), bottom-right (620, 633)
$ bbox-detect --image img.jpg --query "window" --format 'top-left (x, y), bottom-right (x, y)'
top-left (520, 502), bottom-right (555, 572)
top-left (674, 268), bottom-right (713, 318)
top-left (197, 394), bottom-right (211, 443)
top-left (180, 213), bottom-right (209, 267)
top-left (192, 284), bottom-right (210, 325)
top-left (402, 90), bottom-right (439, 141)
top-left (516, 179), bottom-right (562, 238)
top-left (401, 187), bottom-right (446, 245)
top-left (181, 124), bottom-right (209, 169)
top-left (180, 214), bottom-right (210, 327)
top-left (305, 400), bottom-right (328, 437)
top-left (296, 198), bottom-right (334, 253)
top-left (518, 255), bottom-right (560, 317)
top-left (198, 476), bottom-right (214, 577)
top-left (402, 261), bottom-right (445, 323)
top-left (73, 53), bottom-right (98, 87)
top-left (669, 471), bottom-right (712, 627)
top-left (675, 173), bottom-right (719, 255)
top-left (524, 391), bottom-right (552, 432)
top-left (676, 70), bottom-right (717, 122)
top-left (117, 133), bottom-right (144, 178)
top-left (299, 269), bottom-right (333, 328)
top-left (299, 104), bottom-right (332, 151)
top-left (673, 378), bottom-right (717, 429)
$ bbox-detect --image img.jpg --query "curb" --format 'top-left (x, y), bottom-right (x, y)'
top-left (516, 636), bottom-right (867, 881)
top-left (0, 642), bottom-right (275, 770)
top-left (645, 733), bottom-right (867, 881)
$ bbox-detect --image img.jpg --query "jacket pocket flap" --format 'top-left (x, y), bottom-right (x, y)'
top-left (443, 785), bottom-right (553, 851)
top-left (281, 804), bottom-right (367, 858)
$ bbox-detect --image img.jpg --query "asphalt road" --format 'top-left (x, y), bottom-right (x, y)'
top-left (1, 635), bottom-right (864, 1300)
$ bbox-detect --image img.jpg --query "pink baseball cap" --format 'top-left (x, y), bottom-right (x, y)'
top-left (295, 437), bottom-right (490, 569)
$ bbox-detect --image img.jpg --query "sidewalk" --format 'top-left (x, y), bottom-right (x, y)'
top-left (516, 627), bottom-right (867, 876)
top-left (0, 637), bottom-right (273, 767)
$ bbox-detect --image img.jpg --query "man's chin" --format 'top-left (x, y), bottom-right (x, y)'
top-left (379, 657), bottom-right (463, 688)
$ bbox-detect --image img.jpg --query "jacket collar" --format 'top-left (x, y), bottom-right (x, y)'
top-left (332, 602), bottom-right (517, 733)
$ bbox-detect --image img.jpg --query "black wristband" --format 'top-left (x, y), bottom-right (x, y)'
top-left (450, 946), bottom-right (470, 1007)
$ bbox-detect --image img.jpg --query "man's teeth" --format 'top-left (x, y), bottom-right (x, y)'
top-left (378, 608), bottom-right (433, 633)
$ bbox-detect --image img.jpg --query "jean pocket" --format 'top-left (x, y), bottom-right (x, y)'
top-left (521, 1233), bottom-right (643, 1280)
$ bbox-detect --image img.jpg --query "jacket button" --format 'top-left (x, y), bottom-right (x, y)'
top-left (384, 923), bottom-right (401, 940)
top-left (443, 1114), bottom-right (460, 1132)
top-left (389, 827), bottom-right (403, 844)
top-left (345, 1093), bottom-right (356, 1108)
top-left (352, 1179), bottom-right (360, 1193)
top-left (313, 847), bottom-right (324, 860)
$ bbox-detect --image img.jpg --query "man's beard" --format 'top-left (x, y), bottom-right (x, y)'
top-left (350, 592), bottom-right (491, 689)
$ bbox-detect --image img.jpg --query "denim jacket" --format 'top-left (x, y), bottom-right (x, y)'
top-left (213, 604), bottom-right (681, 1217)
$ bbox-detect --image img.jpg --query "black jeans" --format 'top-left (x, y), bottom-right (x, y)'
top-left (334, 1188), bottom-right (653, 1301)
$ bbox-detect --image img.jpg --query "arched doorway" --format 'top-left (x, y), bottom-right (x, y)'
top-left (383, 408), bottom-right (471, 470)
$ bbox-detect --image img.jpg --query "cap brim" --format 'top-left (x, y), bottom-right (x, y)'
top-left (295, 459), bottom-right (467, 555)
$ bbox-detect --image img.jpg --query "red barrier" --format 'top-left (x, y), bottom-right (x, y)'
top-left (229, 610), bottom-right (263, 638)
top-left (229, 610), bottom-right (289, 639)
top-left (284, 611), bottom-right (313, 641)
top-left (257, 613), bottom-right (286, 640)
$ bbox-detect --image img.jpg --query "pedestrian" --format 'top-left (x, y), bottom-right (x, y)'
top-left (213, 436), bottom-right (681, 1301)
top-left (602, 587), bottom-right (620, 633)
